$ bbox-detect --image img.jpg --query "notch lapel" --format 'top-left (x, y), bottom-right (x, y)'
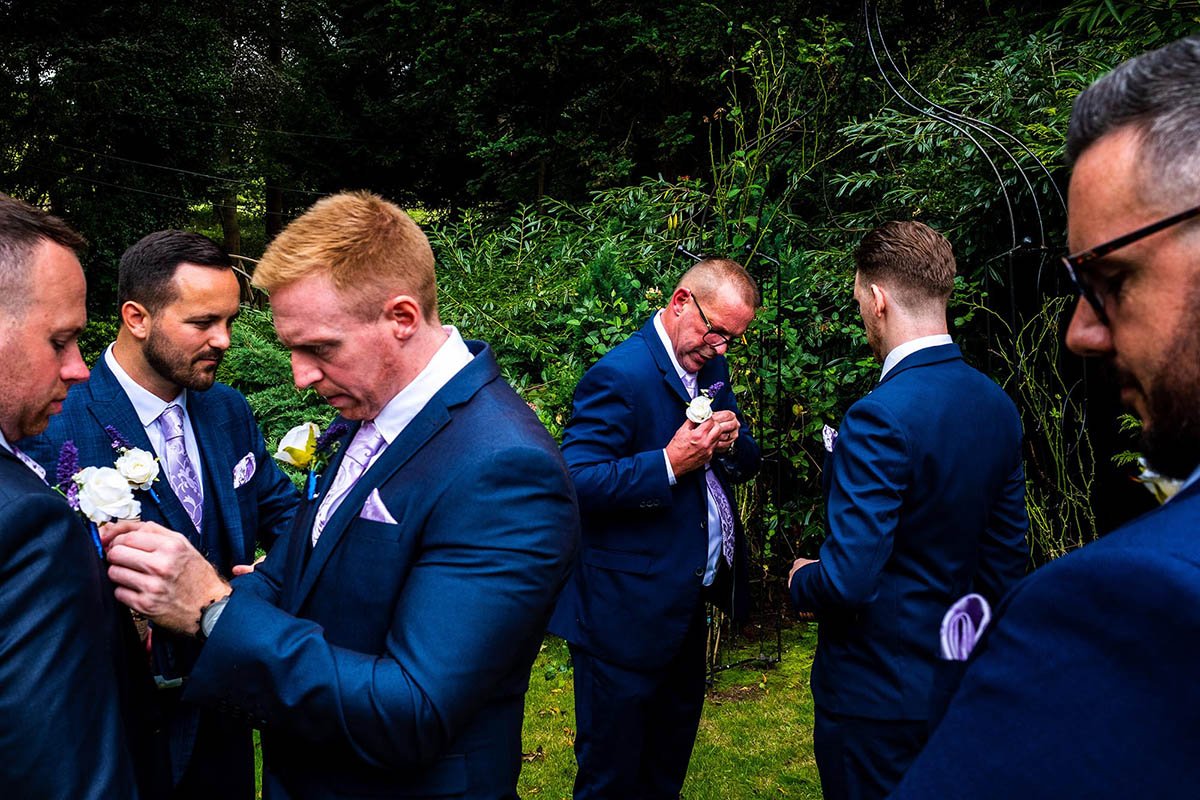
top-left (84, 360), bottom-right (196, 538)
top-left (188, 392), bottom-right (246, 564)
top-left (640, 316), bottom-right (690, 405)
top-left (288, 405), bottom-right (451, 612)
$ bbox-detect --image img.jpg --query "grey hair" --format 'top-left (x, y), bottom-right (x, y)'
top-left (1066, 36), bottom-right (1200, 201)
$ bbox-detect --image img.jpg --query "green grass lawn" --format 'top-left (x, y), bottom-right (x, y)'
top-left (518, 620), bottom-right (823, 799)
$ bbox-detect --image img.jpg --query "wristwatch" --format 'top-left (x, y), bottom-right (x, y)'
top-left (197, 594), bottom-right (232, 641)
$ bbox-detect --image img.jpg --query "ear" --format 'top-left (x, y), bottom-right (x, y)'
top-left (667, 287), bottom-right (691, 317)
top-left (869, 283), bottom-right (887, 318)
top-left (384, 294), bottom-right (423, 341)
top-left (120, 301), bottom-right (152, 340)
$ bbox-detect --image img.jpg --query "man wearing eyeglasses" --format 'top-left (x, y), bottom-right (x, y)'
top-left (787, 220), bottom-right (1028, 800)
top-left (891, 36), bottom-right (1200, 800)
top-left (549, 258), bottom-right (762, 798)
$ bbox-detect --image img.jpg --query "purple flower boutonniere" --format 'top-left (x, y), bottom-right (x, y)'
top-left (686, 381), bottom-right (725, 423)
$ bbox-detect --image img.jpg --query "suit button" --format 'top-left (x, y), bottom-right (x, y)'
top-left (694, 567), bottom-right (704, 577)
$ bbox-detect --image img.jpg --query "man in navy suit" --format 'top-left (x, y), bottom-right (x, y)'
top-left (891, 36), bottom-right (1200, 799)
top-left (788, 221), bottom-right (1028, 800)
top-left (0, 194), bottom-right (167, 797)
top-left (23, 230), bottom-right (299, 798)
top-left (104, 190), bottom-right (580, 798)
top-left (549, 258), bottom-right (762, 798)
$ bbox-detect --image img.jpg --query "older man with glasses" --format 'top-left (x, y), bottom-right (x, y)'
top-left (549, 257), bottom-right (762, 798)
top-left (892, 34), bottom-right (1200, 800)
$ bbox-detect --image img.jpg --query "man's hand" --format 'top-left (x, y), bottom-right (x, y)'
top-left (665, 415), bottom-right (735, 476)
top-left (103, 520), bottom-right (230, 636)
top-left (232, 554), bottom-right (266, 577)
top-left (711, 410), bottom-right (741, 454)
top-left (789, 557), bottom-right (819, 621)
top-left (789, 557), bottom-right (818, 586)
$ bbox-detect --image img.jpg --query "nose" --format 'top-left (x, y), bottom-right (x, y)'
top-left (1064, 295), bottom-right (1113, 357)
top-left (210, 322), bottom-right (232, 351)
top-left (290, 352), bottom-right (321, 390)
top-left (62, 342), bottom-right (90, 385)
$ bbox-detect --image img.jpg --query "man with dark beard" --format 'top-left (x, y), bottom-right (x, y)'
top-left (891, 35), bottom-right (1200, 799)
top-left (24, 230), bottom-right (298, 799)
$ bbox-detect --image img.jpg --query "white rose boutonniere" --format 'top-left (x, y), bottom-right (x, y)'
top-left (74, 466), bottom-right (142, 524)
top-left (685, 381), bottom-right (725, 424)
top-left (114, 447), bottom-right (160, 490)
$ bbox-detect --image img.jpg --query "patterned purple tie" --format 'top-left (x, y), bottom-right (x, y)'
top-left (157, 404), bottom-right (203, 533)
top-left (11, 444), bottom-right (47, 483)
top-left (707, 469), bottom-right (736, 566)
top-left (312, 421), bottom-right (386, 546)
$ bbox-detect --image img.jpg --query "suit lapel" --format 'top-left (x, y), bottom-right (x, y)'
top-left (288, 340), bottom-right (499, 612)
top-left (640, 315), bottom-right (691, 405)
top-left (187, 391), bottom-right (246, 563)
top-left (84, 360), bottom-right (196, 537)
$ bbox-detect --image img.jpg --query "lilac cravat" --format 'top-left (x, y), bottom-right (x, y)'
top-left (157, 404), bottom-right (203, 533)
top-left (312, 421), bottom-right (386, 546)
top-left (707, 469), bottom-right (736, 566)
top-left (682, 373), bottom-right (736, 567)
top-left (10, 444), bottom-right (47, 483)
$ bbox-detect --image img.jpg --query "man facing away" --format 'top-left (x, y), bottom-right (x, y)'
top-left (103, 190), bottom-right (580, 799)
top-left (788, 221), bottom-right (1028, 800)
top-left (0, 194), bottom-right (166, 797)
top-left (23, 230), bottom-right (299, 798)
top-left (549, 258), bottom-right (763, 798)
top-left (892, 35), bottom-right (1200, 798)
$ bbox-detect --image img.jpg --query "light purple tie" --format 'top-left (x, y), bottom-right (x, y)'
top-left (11, 444), bottom-right (47, 483)
top-left (312, 422), bottom-right (386, 546)
top-left (157, 404), bottom-right (203, 533)
top-left (682, 372), bottom-right (736, 567)
top-left (707, 469), bottom-right (736, 566)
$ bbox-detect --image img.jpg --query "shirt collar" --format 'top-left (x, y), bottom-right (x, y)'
top-left (653, 310), bottom-right (691, 383)
top-left (0, 428), bottom-right (11, 454)
top-left (104, 344), bottom-right (186, 426)
top-left (370, 326), bottom-right (473, 445)
top-left (880, 334), bottom-right (953, 380)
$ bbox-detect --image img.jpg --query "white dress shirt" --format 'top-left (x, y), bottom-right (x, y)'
top-left (653, 311), bottom-right (723, 585)
top-left (105, 345), bottom-right (204, 494)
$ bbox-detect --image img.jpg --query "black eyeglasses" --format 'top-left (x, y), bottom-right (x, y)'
top-left (689, 292), bottom-right (742, 350)
top-left (1063, 202), bottom-right (1200, 325)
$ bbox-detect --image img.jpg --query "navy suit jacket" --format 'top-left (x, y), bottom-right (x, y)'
top-left (0, 448), bottom-right (165, 798)
top-left (549, 315), bottom-right (761, 671)
top-left (892, 479), bottom-right (1200, 798)
top-left (22, 353), bottom-right (299, 785)
top-left (791, 344), bottom-right (1028, 720)
top-left (185, 341), bottom-right (580, 799)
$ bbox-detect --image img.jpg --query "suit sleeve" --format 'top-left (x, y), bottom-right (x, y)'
top-left (561, 359), bottom-right (675, 513)
top-left (0, 494), bottom-right (138, 798)
top-left (790, 400), bottom-right (907, 612)
top-left (891, 546), bottom-right (1197, 799)
top-left (973, 458), bottom-right (1028, 606)
top-left (187, 444), bottom-right (579, 769)
top-left (239, 398), bottom-right (299, 553)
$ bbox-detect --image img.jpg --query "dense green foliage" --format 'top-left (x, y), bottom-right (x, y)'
top-left (9, 0), bottom-right (1195, 582)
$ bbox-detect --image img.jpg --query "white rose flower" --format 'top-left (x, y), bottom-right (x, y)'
top-left (115, 447), bottom-right (159, 490)
top-left (686, 395), bottom-right (714, 424)
top-left (75, 466), bottom-right (142, 523)
top-left (274, 422), bottom-right (320, 468)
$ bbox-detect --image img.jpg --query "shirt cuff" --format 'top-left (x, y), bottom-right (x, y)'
top-left (663, 450), bottom-right (677, 486)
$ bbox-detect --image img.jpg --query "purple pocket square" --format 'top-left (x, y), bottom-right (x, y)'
top-left (359, 488), bottom-right (398, 524)
top-left (940, 593), bottom-right (991, 661)
top-left (232, 452), bottom-right (256, 488)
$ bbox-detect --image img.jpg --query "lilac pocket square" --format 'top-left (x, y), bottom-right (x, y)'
top-left (359, 488), bottom-right (398, 524)
top-left (232, 452), bottom-right (256, 488)
top-left (822, 424), bottom-right (839, 453)
top-left (940, 593), bottom-right (992, 661)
